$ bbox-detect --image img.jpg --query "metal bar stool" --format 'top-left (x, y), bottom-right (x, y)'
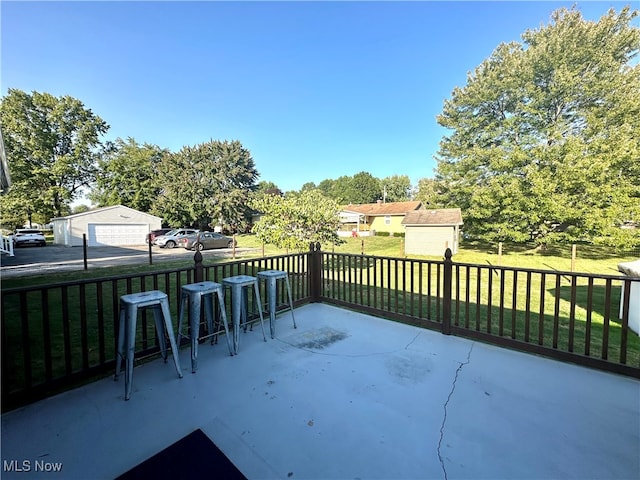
top-left (221, 275), bottom-right (267, 354)
top-left (114, 291), bottom-right (183, 400)
top-left (257, 270), bottom-right (297, 338)
top-left (177, 281), bottom-right (234, 373)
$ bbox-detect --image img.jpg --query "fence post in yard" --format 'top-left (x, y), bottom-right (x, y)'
top-left (309, 242), bottom-right (322, 303)
top-left (194, 249), bottom-right (204, 282)
top-left (442, 248), bottom-right (453, 335)
top-left (83, 234), bottom-right (88, 270)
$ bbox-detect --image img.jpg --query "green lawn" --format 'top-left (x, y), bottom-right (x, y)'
top-left (3, 235), bottom-right (634, 288)
top-left (327, 236), bottom-right (635, 275)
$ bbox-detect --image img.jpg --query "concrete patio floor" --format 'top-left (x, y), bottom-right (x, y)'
top-left (1, 303), bottom-right (639, 480)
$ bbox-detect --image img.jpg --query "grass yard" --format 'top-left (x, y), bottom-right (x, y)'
top-left (329, 236), bottom-right (636, 275)
top-left (3, 235), bottom-right (634, 288)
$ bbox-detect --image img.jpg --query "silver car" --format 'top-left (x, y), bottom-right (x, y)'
top-left (153, 228), bottom-right (199, 248)
top-left (177, 232), bottom-right (236, 251)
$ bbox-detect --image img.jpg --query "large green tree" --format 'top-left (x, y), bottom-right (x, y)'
top-left (316, 172), bottom-right (384, 204)
top-left (435, 6), bottom-right (640, 247)
top-left (0, 89), bottom-right (109, 222)
top-left (381, 174), bottom-right (412, 202)
top-left (415, 178), bottom-right (444, 207)
top-left (344, 171), bottom-right (381, 204)
top-left (90, 137), bottom-right (167, 212)
top-left (152, 140), bottom-right (258, 231)
top-left (250, 189), bottom-right (342, 251)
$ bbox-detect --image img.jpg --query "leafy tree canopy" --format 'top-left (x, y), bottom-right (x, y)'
top-left (0, 89), bottom-right (109, 222)
top-left (89, 137), bottom-right (167, 211)
top-left (152, 140), bottom-right (258, 231)
top-left (415, 178), bottom-right (444, 207)
top-left (381, 175), bottom-right (412, 202)
top-left (435, 6), bottom-right (640, 247)
top-left (250, 189), bottom-right (343, 251)
top-left (256, 180), bottom-right (282, 196)
top-left (314, 171), bottom-right (408, 204)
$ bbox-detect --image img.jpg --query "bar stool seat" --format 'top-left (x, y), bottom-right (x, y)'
top-left (114, 290), bottom-right (182, 400)
top-left (221, 275), bottom-right (267, 354)
top-left (257, 270), bottom-right (297, 338)
top-left (177, 281), bottom-right (233, 373)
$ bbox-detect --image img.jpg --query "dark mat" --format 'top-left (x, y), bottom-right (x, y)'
top-left (116, 428), bottom-right (247, 480)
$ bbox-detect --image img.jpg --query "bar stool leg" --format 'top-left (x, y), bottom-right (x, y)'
top-left (253, 281), bottom-right (267, 342)
top-left (231, 285), bottom-right (242, 354)
top-left (152, 306), bottom-right (168, 362)
top-left (188, 293), bottom-right (201, 373)
top-left (203, 293), bottom-right (215, 345)
top-left (216, 289), bottom-right (234, 356)
top-left (115, 305), bottom-right (126, 380)
top-left (124, 304), bottom-right (138, 401)
top-left (265, 277), bottom-right (277, 338)
top-left (241, 287), bottom-right (250, 332)
top-left (177, 292), bottom-right (188, 344)
top-left (284, 275), bottom-right (297, 329)
top-left (159, 298), bottom-right (183, 379)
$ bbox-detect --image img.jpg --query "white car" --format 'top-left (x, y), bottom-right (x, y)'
top-left (13, 229), bottom-right (47, 247)
top-left (153, 228), bottom-right (199, 248)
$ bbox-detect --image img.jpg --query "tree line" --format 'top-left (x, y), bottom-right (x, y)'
top-left (1, 5), bottom-right (638, 248)
top-left (0, 88), bottom-right (433, 232)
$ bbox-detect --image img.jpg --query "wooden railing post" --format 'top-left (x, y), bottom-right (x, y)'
top-left (442, 248), bottom-right (453, 335)
top-left (83, 234), bottom-right (88, 271)
top-left (309, 242), bottom-right (322, 302)
top-left (194, 249), bottom-right (204, 282)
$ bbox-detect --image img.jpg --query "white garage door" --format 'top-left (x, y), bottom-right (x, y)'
top-left (88, 224), bottom-right (148, 246)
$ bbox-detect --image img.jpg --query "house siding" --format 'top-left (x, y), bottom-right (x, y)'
top-left (369, 215), bottom-right (405, 234)
top-left (404, 225), bottom-right (459, 256)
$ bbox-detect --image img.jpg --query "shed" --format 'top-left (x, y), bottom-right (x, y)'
top-left (51, 205), bottom-right (162, 247)
top-left (402, 208), bottom-right (463, 256)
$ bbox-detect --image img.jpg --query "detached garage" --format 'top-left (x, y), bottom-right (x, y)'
top-left (52, 205), bottom-right (162, 247)
top-left (402, 208), bottom-right (463, 256)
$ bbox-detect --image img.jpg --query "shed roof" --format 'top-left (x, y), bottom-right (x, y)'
top-left (51, 205), bottom-right (162, 221)
top-left (401, 208), bottom-right (463, 226)
top-left (342, 201), bottom-right (422, 216)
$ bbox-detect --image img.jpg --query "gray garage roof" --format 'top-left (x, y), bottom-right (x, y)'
top-left (401, 208), bottom-right (463, 226)
top-left (51, 204), bottom-right (162, 221)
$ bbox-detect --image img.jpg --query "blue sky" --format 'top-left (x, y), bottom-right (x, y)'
top-left (1, 1), bottom-right (634, 194)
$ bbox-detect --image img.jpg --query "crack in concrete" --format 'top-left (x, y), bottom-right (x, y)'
top-left (437, 343), bottom-right (474, 480)
top-left (404, 332), bottom-right (421, 350)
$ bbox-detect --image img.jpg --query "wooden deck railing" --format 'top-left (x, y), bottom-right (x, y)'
top-left (2, 245), bottom-right (638, 412)
top-left (317, 247), bottom-right (640, 379)
top-left (1, 253), bottom-right (310, 411)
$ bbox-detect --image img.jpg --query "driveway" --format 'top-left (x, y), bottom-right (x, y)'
top-left (0, 244), bottom-right (256, 278)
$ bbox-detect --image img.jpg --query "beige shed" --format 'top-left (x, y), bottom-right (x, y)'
top-left (402, 208), bottom-right (463, 256)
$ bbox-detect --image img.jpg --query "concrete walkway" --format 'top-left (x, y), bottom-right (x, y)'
top-left (1, 304), bottom-right (638, 479)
